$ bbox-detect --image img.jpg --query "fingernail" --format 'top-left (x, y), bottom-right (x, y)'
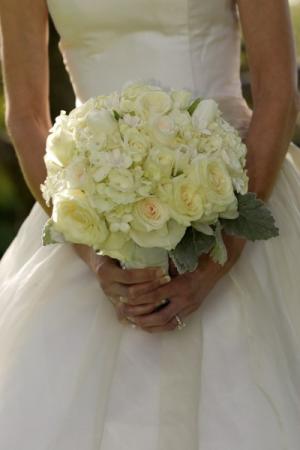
top-left (126, 316), bottom-right (136, 323)
top-left (160, 275), bottom-right (171, 284)
top-left (119, 296), bottom-right (128, 304)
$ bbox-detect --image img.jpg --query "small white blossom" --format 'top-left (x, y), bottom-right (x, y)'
top-left (123, 114), bottom-right (141, 128)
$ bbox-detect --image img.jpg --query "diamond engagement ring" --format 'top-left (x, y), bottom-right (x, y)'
top-left (175, 314), bottom-right (186, 330)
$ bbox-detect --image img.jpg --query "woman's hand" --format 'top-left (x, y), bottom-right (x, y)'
top-left (72, 243), bottom-right (171, 324)
top-left (118, 236), bottom-right (246, 333)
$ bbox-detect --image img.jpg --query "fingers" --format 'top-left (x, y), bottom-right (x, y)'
top-left (111, 260), bottom-right (222, 333)
top-left (119, 298), bottom-right (170, 318)
top-left (141, 316), bottom-right (179, 333)
top-left (103, 282), bottom-right (128, 299)
top-left (114, 294), bottom-right (199, 333)
top-left (125, 277), bottom-right (178, 306)
top-left (139, 302), bottom-right (199, 334)
top-left (106, 292), bottom-right (170, 328)
top-left (130, 301), bottom-right (179, 328)
top-left (114, 302), bottom-right (133, 326)
top-left (102, 274), bottom-right (171, 305)
top-left (95, 256), bottom-right (170, 307)
top-left (125, 274), bottom-right (171, 303)
top-left (96, 259), bottom-right (166, 286)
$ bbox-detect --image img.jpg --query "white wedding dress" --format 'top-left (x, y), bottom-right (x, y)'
top-left (1, 1), bottom-right (300, 449)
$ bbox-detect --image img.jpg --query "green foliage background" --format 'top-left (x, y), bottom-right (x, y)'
top-left (0, 6), bottom-right (300, 257)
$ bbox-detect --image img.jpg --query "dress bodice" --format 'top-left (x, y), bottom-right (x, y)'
top-left (47, 0), bottom-right (243, 104)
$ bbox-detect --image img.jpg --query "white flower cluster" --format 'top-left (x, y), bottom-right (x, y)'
top-left (41, 82), bottom-right (248, 263)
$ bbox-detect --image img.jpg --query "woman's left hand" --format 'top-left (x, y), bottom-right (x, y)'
top-left (117, 235), bottom-right (246, 333)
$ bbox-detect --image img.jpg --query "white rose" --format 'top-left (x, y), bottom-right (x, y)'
top-left (52, 190), bottom-right (108, 248)
top-left (69, 98), bottom-right (96, 121)
top-left (131, 197), bottom-right (170, 232)
top-left (136, 91), bottom-right (172, 119)
top-left (192, 157), bottom-right (237, 215)
top-left (171, 90), bottom-right (192, 110)
top-left (172, 177), bottom-right (204, 225)
top-left (120, 82), bottom-right (158, 113)
top-left (144, 147), bottom-right (175, 181)
top-left (192, 99), bottom-right (219, 132)
top-left (121, 82), bottom-right (156, 100)
top-left (219, 199), bottom-right (239, 219)
top-left (130, 219), bottom-right (186, 250)
top-left (148, 114), bottom-right (178, 146)
top-left (169, 109), bottom-right (192, 128)
top-left (46, 127), bottom-right (75, 167)
top-left (159, 176), bottom-right (204, 226)
top-left (85, 110), bottom-right (118, 136)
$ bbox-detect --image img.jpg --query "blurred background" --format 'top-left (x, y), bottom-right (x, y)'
top-left (0, 1), bottom-right (300, 257)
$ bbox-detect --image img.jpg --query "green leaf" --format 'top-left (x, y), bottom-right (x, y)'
top-left (170, 227), bottom-right (215, 274)
top-left (42, 218), bottom-right (66, 246)
top-left (210, 222), bottom-right (228, 265)
top-left (191, 221), bottom-right (214, 236)
top-left (113, 110), bottom-right (121, 121)
top-left (221, 192), bottom-right (279, 241)
top-left (187, 97), bottom-right (202, 116)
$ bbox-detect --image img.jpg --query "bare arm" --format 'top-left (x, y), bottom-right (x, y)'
top-left (0, 2), bottom-right (102, 272)
top-left (0, 0), bottom-right (52, 214)
top-left (237, 0), bottom-right (298, 199)
top-left (0, 2), bottom-right (96, 270)
top-left (0, 2), bottom-right (163, 309)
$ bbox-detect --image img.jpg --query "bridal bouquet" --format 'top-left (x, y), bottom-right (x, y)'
top-left (41, 82), bottom-right (278, 273)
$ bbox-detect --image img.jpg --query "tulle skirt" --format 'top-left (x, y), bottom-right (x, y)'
top-left (0, 147), bottom-right (300, 450)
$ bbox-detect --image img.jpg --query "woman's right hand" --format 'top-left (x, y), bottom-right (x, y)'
top-left (73, 244), bottom-right (171, 324)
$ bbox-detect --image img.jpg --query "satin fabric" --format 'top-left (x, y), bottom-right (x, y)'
top-left (0, 1), bottom-right (300, 449)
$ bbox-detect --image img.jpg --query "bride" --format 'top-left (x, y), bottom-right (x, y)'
top-left (0, 0), bottom-right (300, 449)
